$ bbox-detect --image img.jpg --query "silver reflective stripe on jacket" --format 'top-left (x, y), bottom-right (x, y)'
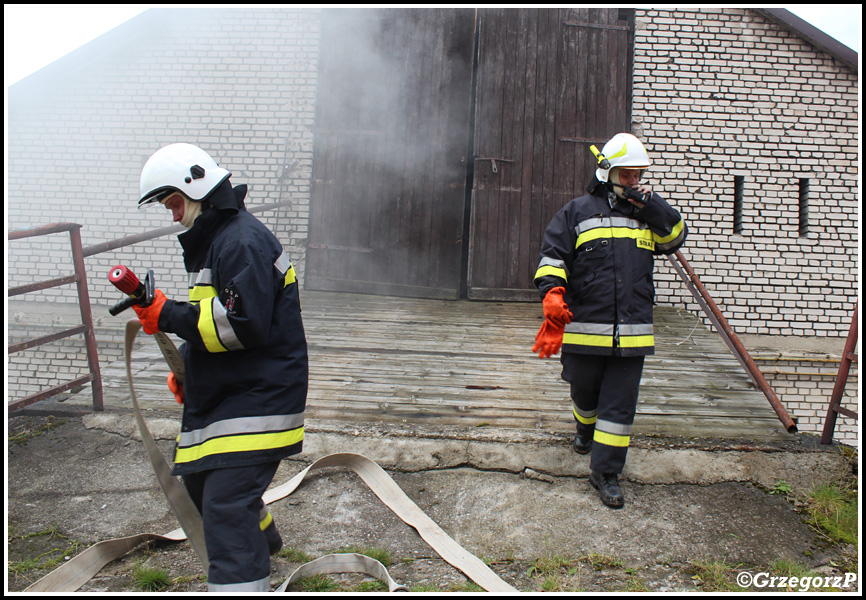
top-left (208, 296), bottom-right (245, 351)
top-left (617, 323), bottom-right (654, 337)
top-left (189, 268), bottom-right (213, 287)
top-left (274, 250), bottom-right (292, 275)
top-left (178, 413), bottom-right (307, 448)
top-left (564, 322), bottom-right (615, 335)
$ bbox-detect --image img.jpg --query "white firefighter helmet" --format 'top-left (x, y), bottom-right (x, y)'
top-left (138, 143), bottom-right (231, 206)
top-left (594, 133), bottom-right (652, 183)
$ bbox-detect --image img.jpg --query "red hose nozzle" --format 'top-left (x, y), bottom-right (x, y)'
top-left (109, 265), bottom-right (143, 296)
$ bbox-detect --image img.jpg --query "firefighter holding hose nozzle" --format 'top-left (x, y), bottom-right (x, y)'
top-left (533, 133), bottom-right (687, 508)
top-left (131, 143), bottom-right (308, 591)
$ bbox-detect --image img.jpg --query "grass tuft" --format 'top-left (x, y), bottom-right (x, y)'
top-left (131, 562), bottom-right (171, 592)
top-left (805, 481), bottom-right (858, 545)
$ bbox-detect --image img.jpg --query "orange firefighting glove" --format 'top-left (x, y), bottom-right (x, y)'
top-left (167, 372), bottom-right (184, 405)
top-left (132, 289), bottom-right (167, 335)
top-left (533, 320), bottom-right (564, 359)
top-left (542, 287), bottom-right (573, 328)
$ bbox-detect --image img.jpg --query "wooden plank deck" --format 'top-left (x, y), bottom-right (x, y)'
top-left (55, 291), bottom-right (793, 441)
top-left (300, 292), bottom-right (792, 441)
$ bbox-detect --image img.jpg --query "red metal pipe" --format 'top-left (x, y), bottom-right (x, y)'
top-left (673, 251), bottom-right (798, 434)
top-left (821, 302), bottom-right (859, 444)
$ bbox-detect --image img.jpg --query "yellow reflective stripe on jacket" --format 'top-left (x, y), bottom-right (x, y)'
top-left (189, 285), bottom-right (218, 303)
top-left (619, 334), bottom-right (655, 349)
top-left (563, 332), bottom-right (614, 348)
top-left (564, 322), bottom-right (614, 349)
top-left (198, 297), bottom-right (229, 353)
top-left (534, 257), bottom-right (569, 283)
top-left (190, 285), bottom-right (244, 352)
top-left (562, 333), bottom-right (654, 349)
top-left (653, 218), bottom-right (686, 251)
top-left (174, 427), bottom-right (305, 465)
top-left (275, 250), bottom-right (298, 288)
top-left (284, 264), bottom-right (297, 287)
top-left (576, 224), bottom-right (654, 249)
top-left (534, 264), bottom-right (568, 281)
top-left (564, 322), bottom-right (654, 350)
top-left (179, 414), bottom-right (305, 446)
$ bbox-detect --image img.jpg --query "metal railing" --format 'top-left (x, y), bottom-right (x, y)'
top-left (7, 201), bottom-right (293, 414)
top-left (668, 250), bottom-right (798, 434)
top-left (8, 223), bottom-right (104, 411)
top-left (80, 199), bottom-right (294, 258)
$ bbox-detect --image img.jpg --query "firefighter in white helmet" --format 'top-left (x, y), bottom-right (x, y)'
top-left (134, 143), bottom-right (308, 590)
top-left (533, 132), bottom-right (687, 508)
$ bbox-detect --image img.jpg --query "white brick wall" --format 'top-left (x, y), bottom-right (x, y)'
top-left (7, 7), bottom-right (320, 304)
top-left (754, 357), bottom-right (859, 446)
top-left (633, 8), bottom-right (859, 338)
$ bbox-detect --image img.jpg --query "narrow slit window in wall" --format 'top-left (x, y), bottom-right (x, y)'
top-left (733, 176), bottom-right (744, 234)
top-left (798, 178), bottom-right (809, 236)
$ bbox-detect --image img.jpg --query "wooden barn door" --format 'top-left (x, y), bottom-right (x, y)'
top-left (467, 8), bottom-right (634, 300)
top-left (306, 8), bottom-right (475, 299)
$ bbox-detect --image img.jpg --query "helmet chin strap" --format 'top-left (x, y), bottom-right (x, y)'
top-left (607, 187), bottom-right (623, 209)
top-left (608, 167), bottom-right (627, 202)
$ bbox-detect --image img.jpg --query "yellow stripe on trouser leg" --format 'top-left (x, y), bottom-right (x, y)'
top-left (259, 510), bottom-right (273, 531)
top-left (260, 505), bottom-right (283, 555)
top-left (594, 430), bottom-right (630, 448)
top-left (572, 407), bottom-right (597, 425)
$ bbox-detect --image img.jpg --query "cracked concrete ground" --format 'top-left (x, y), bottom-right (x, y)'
top-left (6, 406), bottom-right (859, 593)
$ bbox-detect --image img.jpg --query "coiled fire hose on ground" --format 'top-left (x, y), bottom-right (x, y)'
top-left (25, 320), bottom-right (518, 593)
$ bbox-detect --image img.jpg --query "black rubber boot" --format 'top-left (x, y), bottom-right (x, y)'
top-left (589, 471), bottom-right (625, 508)
top-left (573, 423), bottom-right (594, 455)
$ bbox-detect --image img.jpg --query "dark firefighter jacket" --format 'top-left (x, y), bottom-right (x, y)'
top-left (533, 188), bottom-right (687, 357)
top-left (158, 184), bottom-right (308, 476)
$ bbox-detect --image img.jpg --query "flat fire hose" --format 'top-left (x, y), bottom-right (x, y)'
top-left (25, 320), bottom-right (517, 593)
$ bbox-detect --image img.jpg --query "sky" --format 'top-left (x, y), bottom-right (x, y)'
top-left (3, 4), bottom-right (863, 86)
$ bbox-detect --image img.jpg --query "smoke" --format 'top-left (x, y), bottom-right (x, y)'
top-left (319, 9), bottom-right (467, 168)
top-left (308, 8), bottom-right (475, 297)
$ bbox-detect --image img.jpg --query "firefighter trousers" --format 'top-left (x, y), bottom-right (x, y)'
top-left (561, 353), bottom-right (645, 475)
top-left (183, 460), bottom-right (281, 592)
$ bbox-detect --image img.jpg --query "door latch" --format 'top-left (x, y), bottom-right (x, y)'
top-left (474, 157), bottom-right (515, 174)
